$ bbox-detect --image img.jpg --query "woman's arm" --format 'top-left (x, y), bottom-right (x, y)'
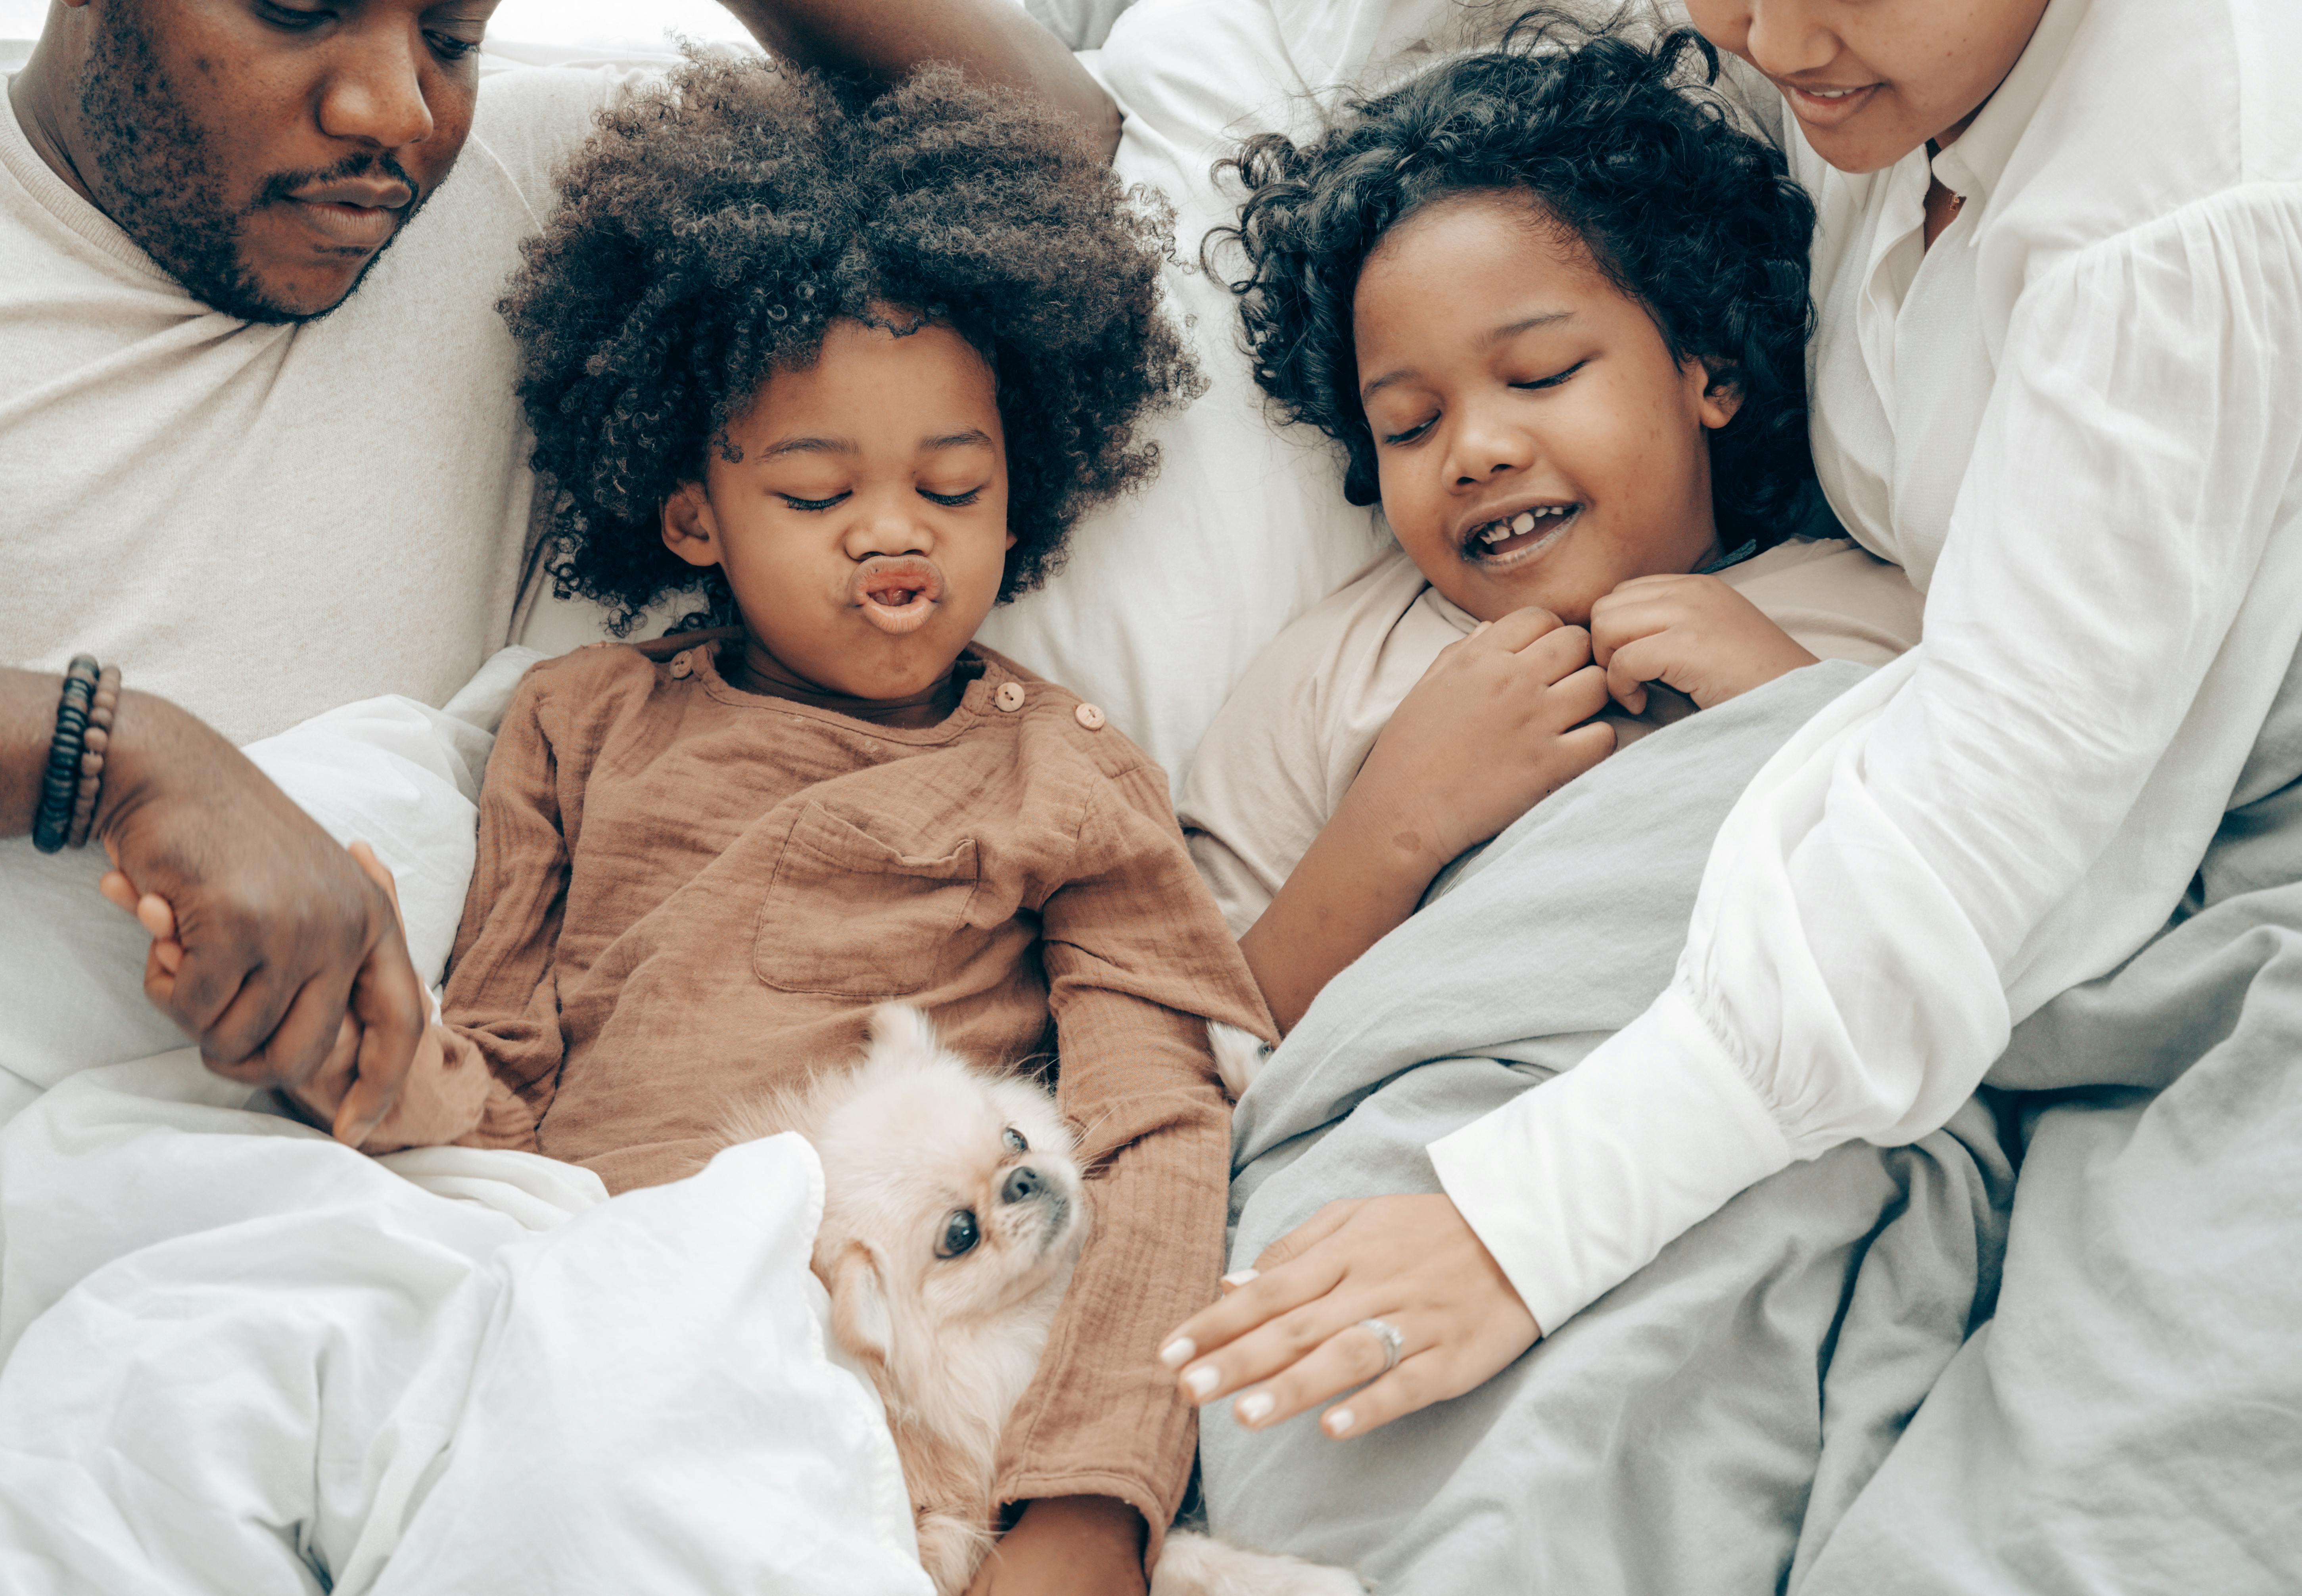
top-left (720, 0), bottom-right (1120, 159)
top-left (0, 666), bottom-right (424, 1140)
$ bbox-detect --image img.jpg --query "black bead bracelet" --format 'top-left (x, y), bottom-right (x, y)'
top-left (32, 656), bottom-right (101, 854)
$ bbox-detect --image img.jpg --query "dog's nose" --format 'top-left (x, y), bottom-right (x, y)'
top-left (999, 1165), bottom-right (1045, 1205)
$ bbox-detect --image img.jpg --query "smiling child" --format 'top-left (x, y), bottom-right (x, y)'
top-left (318, 59), bottom-right (1272, 1589)
top-left (1178, 14), bottom-right (1923, 1031)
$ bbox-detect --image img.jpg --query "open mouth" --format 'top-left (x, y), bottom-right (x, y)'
top-left (1462, 503), bottom-right (1581, 569)
top-left (849, 555), bottom-right (946, 635)
top-left (1779, 81), bottom-right (1883, 127)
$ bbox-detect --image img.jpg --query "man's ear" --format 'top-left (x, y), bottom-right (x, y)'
top-left (827, 1241), bottom-right (894, 1368)
top-left (1694, 361), bottom-right (1745, 431)
top-left (662, 483), bottom-right (721, 568)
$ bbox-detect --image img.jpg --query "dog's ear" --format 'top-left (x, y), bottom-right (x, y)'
top-left (865, 1003), bottom-right (941, 1068)
top-left (826, 1240), bottom-right (895, 1367)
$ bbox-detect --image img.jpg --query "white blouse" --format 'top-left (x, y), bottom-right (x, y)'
top-left (1430, 0), bottom-right (2302, 1336)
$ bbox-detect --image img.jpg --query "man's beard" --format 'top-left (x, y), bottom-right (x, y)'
top-left (74, 6), bottom-right (430, 324)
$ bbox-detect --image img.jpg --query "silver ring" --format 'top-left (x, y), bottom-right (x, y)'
top-left (1356, 1317), bottom-right (1404, 1374)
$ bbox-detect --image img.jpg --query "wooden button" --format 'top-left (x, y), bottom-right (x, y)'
top-left (669, 651), bottom-right (694, 679)
top-left (995, 681), bottom-right (1026, 713)
top-left (1074, 702), bottom-right (1106, 731)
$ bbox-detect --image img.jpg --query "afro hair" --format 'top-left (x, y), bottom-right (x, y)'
top-left (501, 57), bottom-right (1199, 634)
top-left (1210, 9), bottom-right (1820, 551)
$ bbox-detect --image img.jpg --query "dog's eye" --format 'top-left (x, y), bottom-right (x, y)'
top-left (936, 1209), bottom-right (980, 1258)
top-left (1002, 1126), bottom-right (1028, 1154)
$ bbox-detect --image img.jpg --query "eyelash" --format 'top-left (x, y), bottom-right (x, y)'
top-left (778, 488), bottom-right (984, 512)
top-left (254, 4), bottom-right (483, 63)
top-left (1378, 362), bottom-right (1588, 448)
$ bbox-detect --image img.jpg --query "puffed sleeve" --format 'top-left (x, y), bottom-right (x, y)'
top-left (438, 667), bottom-right (580, 1152)
top-left (1431, 187), bottom-right (2302, 1336)
top-left (991, 760), bottom-right (1274, 1564)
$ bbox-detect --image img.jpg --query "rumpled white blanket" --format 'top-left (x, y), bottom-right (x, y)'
top-left (0, 655), bottom-right (931, 1594)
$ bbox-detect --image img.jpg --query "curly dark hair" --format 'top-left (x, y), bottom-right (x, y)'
top-left (1210, 10), bottom-right (1819, 550)
top-left (501, 58), bottom-right (1197, 633)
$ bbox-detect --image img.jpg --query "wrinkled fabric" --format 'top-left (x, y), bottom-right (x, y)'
top-left (1202, 664), bottom-right (2013, 1593)
top-left (0, 1055), bottom-right (927, 1596)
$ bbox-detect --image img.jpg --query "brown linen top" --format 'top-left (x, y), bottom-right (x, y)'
top-left (430, 636), bottom-right (1272, 1548)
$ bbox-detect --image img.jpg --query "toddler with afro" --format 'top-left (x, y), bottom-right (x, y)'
top-left (323, 57), bottom-right (1274, 1588)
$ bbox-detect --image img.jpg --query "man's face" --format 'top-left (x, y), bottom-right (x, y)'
top-left (67, 0), bottom-right (495, 322)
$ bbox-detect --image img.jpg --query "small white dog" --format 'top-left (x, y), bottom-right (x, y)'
top-left (722, 1005), bottom-right (1357, 1596)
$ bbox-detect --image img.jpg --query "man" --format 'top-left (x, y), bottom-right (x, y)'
top-left (2, 2), bottom-right (1136, 1589)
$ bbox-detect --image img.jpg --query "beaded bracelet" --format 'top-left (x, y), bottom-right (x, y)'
top-left (64, 665), bottom-right (121, 851)
top-left (32, 656), bottom-right (101, 854)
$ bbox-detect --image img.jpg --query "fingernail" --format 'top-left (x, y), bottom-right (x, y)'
top-left (1184, 1366), bottom-right (1220, 1399)
top-left (1325, 1407), bottom-right (1356, 1437)
top-left (1159, 1338), bottom-right (1195, 1369)
top-left (1235, 1391), bottom-right (1274, 1425)
top-left (1220, 1269), bottom-right (1259, 1289)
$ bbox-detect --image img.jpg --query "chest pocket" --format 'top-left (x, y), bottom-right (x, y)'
top-left (752, 801), bottom-right (981, 997)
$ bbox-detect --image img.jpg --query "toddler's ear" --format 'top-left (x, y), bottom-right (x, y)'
top-left (661, 483), bottom-right (721, 568)
top-left (827, 1241), bottom-right (895, 1367)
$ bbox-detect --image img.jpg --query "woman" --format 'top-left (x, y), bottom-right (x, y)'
top-left (1163, 0), bottom-right (2302, 1557)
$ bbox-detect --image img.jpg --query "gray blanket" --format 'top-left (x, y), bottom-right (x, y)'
top-left (1203, 662), bottom-right (2016, 1592)
top-left (1797, 642), bottom-right (2302, 1596)
top-left (1203, 648), bottom-right (2302, 1594)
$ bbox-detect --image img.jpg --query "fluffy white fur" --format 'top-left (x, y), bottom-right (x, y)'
top-left (722, 1005), bottom-right (1359, 1596)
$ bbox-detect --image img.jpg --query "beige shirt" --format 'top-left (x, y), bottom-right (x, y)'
top-left (1177, 537), bottom-right (1922, 935)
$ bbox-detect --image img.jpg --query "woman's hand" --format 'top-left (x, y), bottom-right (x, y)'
top-left (1353, 606), bottom-right (1615, 872)
top-left (90, 693), bottom-right (427, 1146)
top-left (1159, 1195), bottom-right (1540, 1441)
top-left (965, 1496), bottom-right (1147, 1596)
top-left (1588, 573), bottom-right (1819, 715)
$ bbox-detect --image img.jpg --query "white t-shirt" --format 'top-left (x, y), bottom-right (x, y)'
top-left (0, 65), bottom-right (633, 1099)
top-left (1178, 537), bottom-right (1922, 936)
top-left (0, 65), bottom-right (634, 747)
top-left (1434, 0), bottom-right (2302, 1337)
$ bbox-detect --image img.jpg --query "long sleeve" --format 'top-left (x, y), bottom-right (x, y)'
top-left (439, 669), bottom-right (578, 1153)
top-left (1433, 187), bottom-right (2302, 1336)
top-left (992, 762), bottom-right (1274, 1559)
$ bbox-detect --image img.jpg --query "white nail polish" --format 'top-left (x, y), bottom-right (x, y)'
top-left (1159, 1338), bottom-right (1195, 1369)
top-left (1220, 1269), bottom-right (1259, 1288)
top-left (1184, 1366), bottom-right (1220, 1399)
top-left (1326, 1408), bottom-right (1356, 1436)
top-left (1236, 1391), bottom-right (1274, 1424)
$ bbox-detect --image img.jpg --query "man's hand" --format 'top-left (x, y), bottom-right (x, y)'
top-left (1588, 573), bottom-right (1819, 716)
top-left (1351, 606), bottom-right (1615, 871)
top-left (86, 692), bottom-right (425, 1142)
top-left (965, 1496), bottom-right (1147, 1596)
top-left (1159, 1195), bottom-right (1539, 1441)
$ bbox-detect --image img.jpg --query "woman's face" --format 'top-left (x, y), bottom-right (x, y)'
top-left (1687, 0), bottom-right (2051, 173)
top-left (1351, 192), bottom-right (1738, 626)
top-left (664, 314), bottom-right (1014, 702)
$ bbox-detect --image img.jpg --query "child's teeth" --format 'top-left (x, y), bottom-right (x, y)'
top-left (1512, 512), bottom-right (1536, 534)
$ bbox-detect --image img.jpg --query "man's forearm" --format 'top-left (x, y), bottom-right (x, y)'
top-left (721, 0), bottom-right (1121, 159)
top-left (0, 666), bottom-right (66, 836)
